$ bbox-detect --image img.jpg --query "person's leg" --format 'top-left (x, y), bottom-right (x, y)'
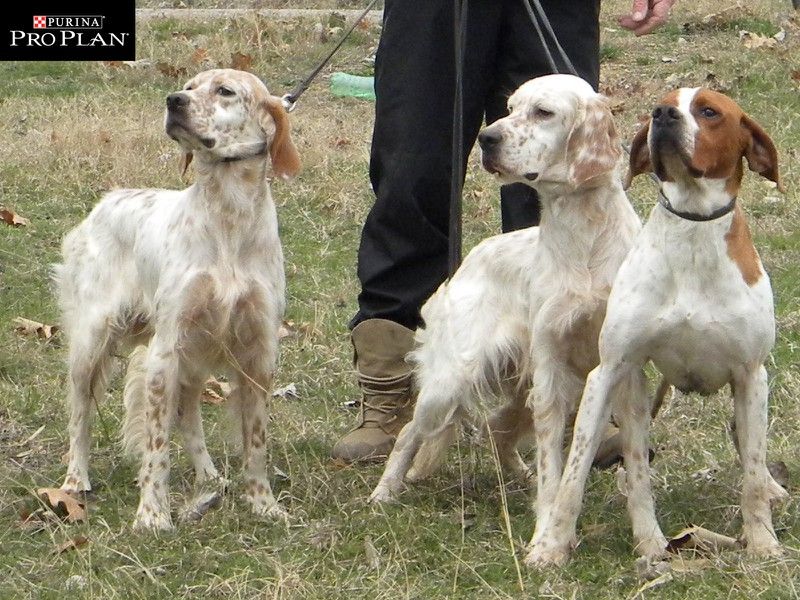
top-left (488, 0), bottom-right (601, 232)
top-left (334, 0), bottom-right (503, 462)
top-left (353, 0), bottom-right (503, 330)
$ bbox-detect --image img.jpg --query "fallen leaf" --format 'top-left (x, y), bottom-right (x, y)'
top-left (635, 555), bottom-right (672, 581)
top-left (156, 61), bottom-right (187, 78)
top-left (667, 525), bottom-right (739, 553)
top-left (272, 383), bottom-right (299, 399)
top-left (37, 488), bottom-right (87, 523)
top-left (54, 535), bottom-right (89, 554)
top-left (123, 59), bottom-right (152, 69)
top-left (792, 70), bottom-right (800, 82)
top-left (14, 317), bottom-right (59, 340)
top-left (740, 30), bottom-right (777, 49)
top-left (1, 208), bottom-right (30, 227)
top-left (669, 556), bottom-right (713, 573)
top-left (631, 572), bottom-right (674, 598)
top-left (191, 47), bottom-right (209, 65)
top-left (206, 377), bottom-right (233, 400)
top-left (230, 52), bottom-right (254, 72)
top-left (103, 60), bottom-right (124, 68)
top-left (202, 387), bottom-right (225, 405)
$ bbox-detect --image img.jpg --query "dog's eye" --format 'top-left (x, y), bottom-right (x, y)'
top-left (184, 85), bottom-right (194, 91)
top-left (700, 107), bottom-right (718, 118)
top-left (217, 86), bottom-right (236, 97)
top-left (535, 108), bottom-right (554, 119)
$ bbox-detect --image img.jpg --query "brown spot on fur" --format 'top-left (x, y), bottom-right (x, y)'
top-left (154, 437), bottom-right (165, 450)
top-left (725, 204), bottom-right (762, 286)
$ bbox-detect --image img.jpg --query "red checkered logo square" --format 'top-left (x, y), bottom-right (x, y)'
top-left (33, 16), bottom-right (47, 29)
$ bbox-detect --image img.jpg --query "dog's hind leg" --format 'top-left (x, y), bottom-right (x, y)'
top-left (488, 384), bottom-right (534, 482)
top-left (178, 382), bottom-right (221, 485)
top-left (371, 380), bottom-right (465, 501)
top-left (61, 318), bottom-right (117, 494)
top-left (405, 424), bottom-right (456, 483)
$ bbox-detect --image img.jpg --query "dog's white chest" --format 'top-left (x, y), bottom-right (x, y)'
top-left (605, 212), bottom-right (775, 394)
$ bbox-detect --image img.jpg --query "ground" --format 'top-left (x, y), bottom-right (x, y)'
top-left (1, 1), bottom-right (799, 598)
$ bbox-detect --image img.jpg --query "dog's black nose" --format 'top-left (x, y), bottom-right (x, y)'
top-left (166, 93), bottom-right (189, 110)
top-left (652, 104), bottom-right (680, 126)
top-left (478, 128), bottom-right (502, 148)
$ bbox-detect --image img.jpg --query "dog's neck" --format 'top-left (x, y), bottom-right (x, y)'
top-left (191, 158), bottom-right (273, 213)
top-left (537, 176), bottom-right (627, 262)
top-left (659, 177), bottom-right (737, 220)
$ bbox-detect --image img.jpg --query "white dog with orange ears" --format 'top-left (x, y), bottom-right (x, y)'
top-left (56, 69), bottom-right (300, 530)
top-left (528, 87), bottom-right (788, 567)
top-left (370, 75), bottom-right (642, 538)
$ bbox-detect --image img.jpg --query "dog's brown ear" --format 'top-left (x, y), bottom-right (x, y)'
top-left (179, 151), bottom-right (193, 178)
top-left (624, 119), bottom-right (652, 189)
top-left (566, 97), bottom-right (621, 189)
top-left (741, 114), bottom-right (783, 192)
top-left (262, 98), bottom-right (301, 180)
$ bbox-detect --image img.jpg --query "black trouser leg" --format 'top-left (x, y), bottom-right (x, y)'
top-left (352, 0), bottom-right (601, 330)
top-left (352, 0), bottom-right (503, 330)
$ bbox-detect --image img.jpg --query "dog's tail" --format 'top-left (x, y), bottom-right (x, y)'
top-left (122, 345), bottom-right (149, 457)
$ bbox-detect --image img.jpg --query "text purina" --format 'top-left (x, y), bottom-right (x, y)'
top-left (10, 30), bottom-right (128, 47)
top-left (45, 16), bottom-right (103, 28)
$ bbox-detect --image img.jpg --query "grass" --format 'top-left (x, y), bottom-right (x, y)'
top-left (1, 0), bottom-right (800, 598)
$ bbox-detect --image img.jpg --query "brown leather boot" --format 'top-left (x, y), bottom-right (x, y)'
top-left (331, 319), bottom-right (415, 463)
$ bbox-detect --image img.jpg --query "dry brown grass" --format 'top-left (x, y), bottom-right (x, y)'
top-left (1, 1), bottom-right (799, 598)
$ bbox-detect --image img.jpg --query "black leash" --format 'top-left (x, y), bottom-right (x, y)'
top-left (281, 0), bottom-right (381, 112)
top-left (448, 0), bottom-right (468, 277)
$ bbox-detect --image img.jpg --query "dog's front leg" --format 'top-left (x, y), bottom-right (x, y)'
top-left (733, 365), bottom-right (786, 556)
top-left (526, 362), bottom-right (619, 568)
top-left (615, 369), bottom-right (667, 560)
top-left (528, 349), bottom-right (583, 542)
top-left (234, 368), bottom-right (286, 521)
top-left (133, 344), bottom-right (180, 531)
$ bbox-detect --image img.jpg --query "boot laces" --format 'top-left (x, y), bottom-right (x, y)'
top-left (357, 372), bottom-right (411, 428)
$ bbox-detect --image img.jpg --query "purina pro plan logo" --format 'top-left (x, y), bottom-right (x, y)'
top-left (2, 2), bottom-right (135, 60)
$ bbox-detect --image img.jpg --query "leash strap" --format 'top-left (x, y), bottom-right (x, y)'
top-left (281, 0), bottom-right (381, 112)
top-left (658, 191), bottom-right (737, 221)
top-left (449, 0), bottom-right (468, 277)
top-left (522, 0), bottom-right (577, 76)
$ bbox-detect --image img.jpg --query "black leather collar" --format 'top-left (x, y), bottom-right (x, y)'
top-left (221, 142), bottom-right (269, 163)
top-left (658, 190), bottom-right (737, 222)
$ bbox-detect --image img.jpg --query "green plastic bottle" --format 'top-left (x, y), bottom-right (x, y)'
top-left (330, 72), bottom-right (376, 101)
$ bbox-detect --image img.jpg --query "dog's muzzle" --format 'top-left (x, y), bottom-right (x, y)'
top-left (478, 127), bottom-right (504, 175)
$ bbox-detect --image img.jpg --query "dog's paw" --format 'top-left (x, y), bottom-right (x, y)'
top-left (523, 542), bottom-right (571, 569)
top-left (368, 484), bottom-right (399, 505)
top-left (634, 536), bottom-right (669, 562)
top-left (133, 508), bottom-right (174, 532)
top-left (744, 536), bottom-right (784, 558)
top-left (252, 503), bottom-right (289, 525)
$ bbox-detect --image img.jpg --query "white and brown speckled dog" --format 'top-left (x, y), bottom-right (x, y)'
top-left (369, 75), bottom-right (642, 541)
top-left (56, 69), bottom-right (300, 530)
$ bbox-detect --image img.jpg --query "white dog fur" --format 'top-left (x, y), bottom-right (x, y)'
top-left (369, 75), bottom-right (642, 550)
top-left (56, 69), bottom-right (300, 530)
